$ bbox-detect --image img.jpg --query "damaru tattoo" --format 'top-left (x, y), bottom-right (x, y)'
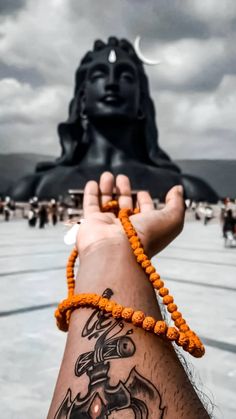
top-left (54, 289), bottom-right (166, 418)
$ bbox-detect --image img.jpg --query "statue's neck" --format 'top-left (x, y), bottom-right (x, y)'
top-left (81, 119), bottom-right (148, 166)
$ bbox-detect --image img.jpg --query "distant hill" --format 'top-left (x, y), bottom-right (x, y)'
top-left (177, 159), bottom-right (236, 199)
top-left (0, 153), bottom-right (235, 198)
top-left (0, 153), bottom-right (52, 196)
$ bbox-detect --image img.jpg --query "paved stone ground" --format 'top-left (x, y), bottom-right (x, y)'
top-left (0, 215), bottom-right (236, 419)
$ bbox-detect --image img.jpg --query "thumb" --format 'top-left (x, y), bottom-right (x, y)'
top-left (163, 185), bottom-right (185, 234)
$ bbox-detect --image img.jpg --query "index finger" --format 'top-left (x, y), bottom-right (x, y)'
top-left (137, 191), bottom-right (154, 213)
top-left (162, 185), bottom-right (185, 230)
top-left (83, 180), bottom-right (100, 217)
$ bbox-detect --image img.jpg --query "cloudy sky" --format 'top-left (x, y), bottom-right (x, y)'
top-left (0, 0), bottom-right (235, 159)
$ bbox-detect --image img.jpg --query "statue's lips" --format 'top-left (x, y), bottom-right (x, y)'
top-left (101, 94), bottom-right (122, 104)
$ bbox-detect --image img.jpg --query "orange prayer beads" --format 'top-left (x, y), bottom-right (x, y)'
top-left (55, 200), bottom-right (205, 358)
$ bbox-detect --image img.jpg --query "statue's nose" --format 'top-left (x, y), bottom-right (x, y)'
top-left (105, 68), bottom-right (118, 91)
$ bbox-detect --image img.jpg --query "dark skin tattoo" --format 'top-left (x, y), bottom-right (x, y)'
top-left (54, 289), bottom-right (167, 418)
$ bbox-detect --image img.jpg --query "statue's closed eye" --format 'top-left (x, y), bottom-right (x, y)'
top-left (90, 70), bottom-right (106, 81)
top-left (119, 71), bottom-right (135, 83)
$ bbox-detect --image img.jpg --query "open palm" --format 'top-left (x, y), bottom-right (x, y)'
top-left (76, 172), bottom-right (185, 258)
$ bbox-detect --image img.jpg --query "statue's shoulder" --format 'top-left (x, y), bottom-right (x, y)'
top-left (182, 173), bottom-right (218, 203)
top-left (8, 173), bottom-right (41, 202)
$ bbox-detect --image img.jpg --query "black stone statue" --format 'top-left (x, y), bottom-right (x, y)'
top-left (10, 37), bottom-right (218, 202)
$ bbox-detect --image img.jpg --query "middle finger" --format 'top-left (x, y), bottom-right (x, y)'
top-left (99, 172), bottom-right (115, 207)
top-left (116, 174), bottom-right (133, 209)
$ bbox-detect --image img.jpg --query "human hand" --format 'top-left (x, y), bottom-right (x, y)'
top-left (76, 172), bottom-right (185, 258)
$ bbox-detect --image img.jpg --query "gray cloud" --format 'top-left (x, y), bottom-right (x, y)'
top-left (121, 1), bottom-right (211, 41)
top-left (0, 0), bottom-right (27, 16)
top-left (0, 61), bottom-right (44, 87)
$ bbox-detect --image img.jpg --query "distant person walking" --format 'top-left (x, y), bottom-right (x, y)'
top-left (0, 197), bottom-right (4, 217)
top-left (28, 198), bottom-right (39, 227)
top-left (58, 203), bottom-right (65, 221)
top-left (223, 209), bottom-right (236, 247)
top-left (50, 199), bottom-right (58, 226)
top-left (28, 206), bottom-right (37, 227)
top-left (3, 197), bottom-right (11, 221)
top-left (38, 205), bottom-right (48, 229)
top-left (204, 205), bottom-right (213, 225)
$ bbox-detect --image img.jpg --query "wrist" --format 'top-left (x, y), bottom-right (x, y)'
top-left (77, 235), bottom-right (129, 261)
top-left (76, 238), bottom-right (138, 293)
top-left (74, 239), bottom-right (162, 319)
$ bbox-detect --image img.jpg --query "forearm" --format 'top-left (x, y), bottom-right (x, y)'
top-left (75, 237), bottom-right (162, 317)
top-left (48, 240), bottom-right (209, 418)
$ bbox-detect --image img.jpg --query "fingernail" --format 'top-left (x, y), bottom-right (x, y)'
top-left (176, 185), bottom-right (184, 195)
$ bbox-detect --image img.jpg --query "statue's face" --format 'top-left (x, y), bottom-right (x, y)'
top-left (83, 47), bottom-right (140, 120)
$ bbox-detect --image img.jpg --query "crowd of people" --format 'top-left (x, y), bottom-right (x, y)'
top-left (27, 197), bottom-right (65, 228)
top-left (1, 194), bottom-right (236, 246)
top-left (187, 198), bottom-right (236, 246)
top-left (187, 201), bottom-right (215, 225)
top-left (0, 195), bottom-right (66, 227)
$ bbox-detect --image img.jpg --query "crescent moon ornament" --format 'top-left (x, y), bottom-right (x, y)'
top-left (134, 36), bottom-right (161, 66)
